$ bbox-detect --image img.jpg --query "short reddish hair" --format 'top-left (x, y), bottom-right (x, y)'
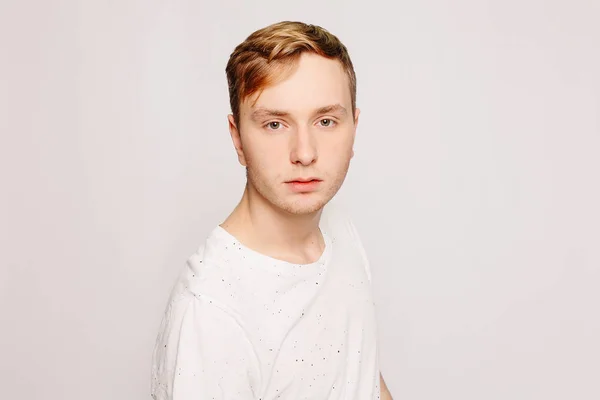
top-left (225, 21), bottom-right (357, 127)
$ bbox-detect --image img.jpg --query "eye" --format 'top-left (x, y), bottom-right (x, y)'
top-left (318, 118), bottom-right (336, 127)
top-left (266, 121), bottom-right (282, 130)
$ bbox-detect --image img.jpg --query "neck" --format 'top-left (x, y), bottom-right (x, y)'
top-left (220, 183), bottom-right (325, 264)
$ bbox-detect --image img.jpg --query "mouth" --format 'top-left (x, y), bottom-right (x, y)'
top-left (287, 177), bottom-right (322, 183)
top-left (286, 178), bottom-right (322, 193)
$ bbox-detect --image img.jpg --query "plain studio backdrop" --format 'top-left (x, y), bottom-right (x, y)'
top-left (1, 0), bottom-right (599, 399)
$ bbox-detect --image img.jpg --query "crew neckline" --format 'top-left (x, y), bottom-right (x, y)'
top-left (209, 225), bottom-right (332, 278)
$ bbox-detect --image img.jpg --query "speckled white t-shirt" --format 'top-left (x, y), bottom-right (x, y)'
top-left (151, 203), bottom-right (381, 399)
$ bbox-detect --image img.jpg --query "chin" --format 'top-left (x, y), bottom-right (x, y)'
top-left (275, 194), bottom-right (330, 215)
top-left (284, 202), bottom-right (325, 215)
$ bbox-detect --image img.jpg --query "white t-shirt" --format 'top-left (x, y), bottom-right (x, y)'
top-left (151, 203), bottom-right (381, 399)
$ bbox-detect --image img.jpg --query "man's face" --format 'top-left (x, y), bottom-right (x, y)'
top-left (228, 53), bottom-right (359, 216)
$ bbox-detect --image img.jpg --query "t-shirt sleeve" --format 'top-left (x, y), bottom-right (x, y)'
top-left (151, 292), bottom-right (260, 400)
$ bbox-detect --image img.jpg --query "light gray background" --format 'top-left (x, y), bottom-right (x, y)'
top-left (1, 1), bottom-right (599, 399)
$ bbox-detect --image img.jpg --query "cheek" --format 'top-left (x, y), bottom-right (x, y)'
top-left (323, 132), bottom-right (354, 157)
top-left (244, 141), bottom-right (286, 175)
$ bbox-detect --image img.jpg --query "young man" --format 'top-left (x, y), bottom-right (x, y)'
top-left (151, 21), bottom-right (392, 400)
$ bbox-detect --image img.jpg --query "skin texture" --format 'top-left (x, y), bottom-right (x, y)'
top-left (222, 52), bottom-right (392, 398)
top-left (232, 53), bottom-right (357, 216)
top-left (222, 52), bottom-right (359, 264)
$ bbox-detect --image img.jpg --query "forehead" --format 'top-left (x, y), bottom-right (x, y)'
top-left (242, 53), bottom-right (352, 115)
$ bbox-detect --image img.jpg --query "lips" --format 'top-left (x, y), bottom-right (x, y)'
top-left (286, 178), bottom-right (322, 193)
top-left (287, 177), bottom-right (321, 183)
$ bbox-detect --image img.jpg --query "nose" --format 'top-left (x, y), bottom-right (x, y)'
top-left (290, 126), bottom-right (318, 166)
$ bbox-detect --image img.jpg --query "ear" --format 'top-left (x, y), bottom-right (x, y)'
top-left (354, 107), bottom-right (361, 126)
top-left (351, 107), bottom-right (361, 158)
top-left (228, 114), bottom-right (247, 167)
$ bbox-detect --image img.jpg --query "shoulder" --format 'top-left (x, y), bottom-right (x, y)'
top-left (151, 253), bottom-right (260, 399)
top-left (166, 243), bottom-right (244, 319)
top-left (154, 250), bottom-right (246, 344)
top-left (151, 301), bottom-right (259, 399)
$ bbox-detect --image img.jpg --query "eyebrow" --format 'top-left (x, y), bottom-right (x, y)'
top-left (314, 104), bottom-right (348, 117)
top-left (250, 108), bottom-right (290, 122)
top-left (249, 103), bottom-right (348, 122)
